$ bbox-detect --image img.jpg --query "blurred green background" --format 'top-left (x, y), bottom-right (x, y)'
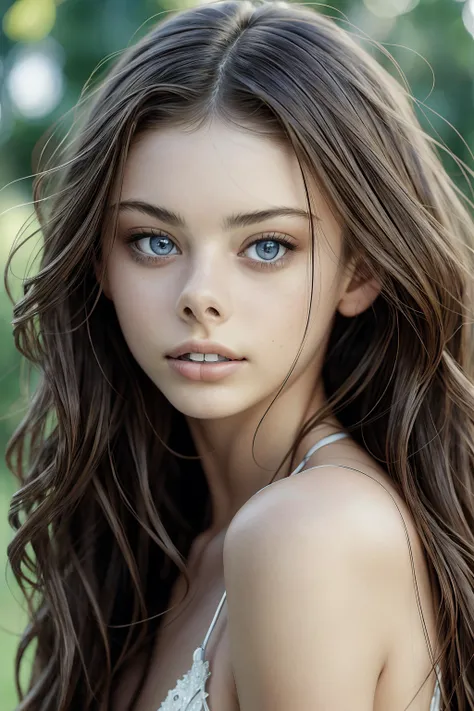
top-left (1, 0), bottom-right (474, 707)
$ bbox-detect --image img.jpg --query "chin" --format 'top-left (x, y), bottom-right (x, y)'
top-left (158, 389), bottom-right (253, 421)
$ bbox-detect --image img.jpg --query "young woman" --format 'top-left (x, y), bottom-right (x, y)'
top-left (5, 1), bottom-right (474, 709)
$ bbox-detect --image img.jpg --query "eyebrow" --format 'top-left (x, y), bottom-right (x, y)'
top-left (113, 199), bottom-right (320, 229)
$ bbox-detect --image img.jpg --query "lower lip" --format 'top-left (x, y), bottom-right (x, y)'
top-left (166, 357), bottom-right (246, 382)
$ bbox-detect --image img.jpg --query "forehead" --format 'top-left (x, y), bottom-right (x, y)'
top-left (114, 121), bottom-right (332, 227)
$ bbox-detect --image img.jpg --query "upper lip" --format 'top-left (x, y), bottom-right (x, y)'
top-left (166, 341), bottom-right (244, 360)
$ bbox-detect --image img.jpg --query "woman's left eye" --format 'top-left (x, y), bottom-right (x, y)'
top-left (243, 234), bottom-right (296, 267)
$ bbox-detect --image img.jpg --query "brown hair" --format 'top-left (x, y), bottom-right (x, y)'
top-left (5, 1), bottom-right (474, 709)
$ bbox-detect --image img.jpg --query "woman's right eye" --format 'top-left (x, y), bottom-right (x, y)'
top-left (125, 231), bottom-right (179, 263)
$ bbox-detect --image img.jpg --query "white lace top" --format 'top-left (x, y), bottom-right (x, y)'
top-left (156, 432), bottom-right (443, 711)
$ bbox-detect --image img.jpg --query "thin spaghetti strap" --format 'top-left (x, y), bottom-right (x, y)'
top-left (201, 590), bottom-right (227, 655)
top-left (430, 663), bottom-right (443, 711)
top-left (200, 430), bottom-right (349, 656)
top-left (290, 431), bottom-right (349, 476)
top-left (252, 431), bottom-right (350, 498)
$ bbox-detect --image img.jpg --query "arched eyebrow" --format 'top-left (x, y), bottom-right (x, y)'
top-left (112, 200), bottom-right (320, 229)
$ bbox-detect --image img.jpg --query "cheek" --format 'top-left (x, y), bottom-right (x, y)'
top-left (241, 277), bottom-right (310, 369)
top-left (106, 260), bottom-right (174, 349)
top-left (251, 263), bottom-right (340, 367)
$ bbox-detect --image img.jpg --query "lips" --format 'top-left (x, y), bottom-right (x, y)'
top-left (166, 341), bottom-right (244, 361)
top-left (167, 355), bottom-right (245, 382)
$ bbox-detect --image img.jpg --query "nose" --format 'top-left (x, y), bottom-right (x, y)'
top-left (176, 257), bottom-right (230, 327)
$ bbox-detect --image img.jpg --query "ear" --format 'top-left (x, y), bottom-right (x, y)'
top-left (336, 258), bottom-right (382, 318)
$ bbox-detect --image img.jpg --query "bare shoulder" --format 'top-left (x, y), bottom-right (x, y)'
top-left (224, 447), bottom-right (424, 619)
top-left (222, 456), bottom-right (430, 710)
top-left (225, 453), bottom-right (413, 571)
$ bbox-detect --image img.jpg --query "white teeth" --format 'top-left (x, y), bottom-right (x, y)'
top-left (189, 353), bottom-right (205, 361)
top-left (187, 353), bottom-right (229, 362)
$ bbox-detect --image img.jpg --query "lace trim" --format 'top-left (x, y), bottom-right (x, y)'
top-left (156, 646), bottom-right (211, 711)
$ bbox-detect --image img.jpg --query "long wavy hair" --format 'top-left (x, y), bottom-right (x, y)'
top-left (4, 1), bottom-right (474, 709)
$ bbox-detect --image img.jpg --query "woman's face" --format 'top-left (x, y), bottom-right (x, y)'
top-left (102, 120), bottom-right (364, 420)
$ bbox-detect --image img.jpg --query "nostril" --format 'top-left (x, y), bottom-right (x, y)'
top-left (181, 305), bottom-right (220, 319)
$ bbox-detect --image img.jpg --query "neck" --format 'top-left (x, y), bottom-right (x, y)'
top-left (185, 375), bottom-right (342, 539)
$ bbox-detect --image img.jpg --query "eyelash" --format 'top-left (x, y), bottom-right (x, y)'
top-left (124, 229), bottom-right (297, 270)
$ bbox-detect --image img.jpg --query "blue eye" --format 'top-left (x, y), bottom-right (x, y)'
top-left (243, 233), bottom-right (297, 267)
top-left (126, 230), bottom-right (179, 260)
top-left (149, 235), bottom-right (175, 256)
top-left (247, 240), bottom-right (285, 262)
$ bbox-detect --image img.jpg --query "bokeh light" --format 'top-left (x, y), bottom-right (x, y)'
top-left (3, 0), bottom-right (57, 43)
top-left (6, 46), bottom-right (64, 119)
top-left (463, 0), bottom-right (474, 38)
top-left (363, 0), bottom-right (419, 19)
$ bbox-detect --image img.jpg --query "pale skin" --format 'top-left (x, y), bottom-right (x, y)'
top-left (101, 119), bottom-right (441, 710)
